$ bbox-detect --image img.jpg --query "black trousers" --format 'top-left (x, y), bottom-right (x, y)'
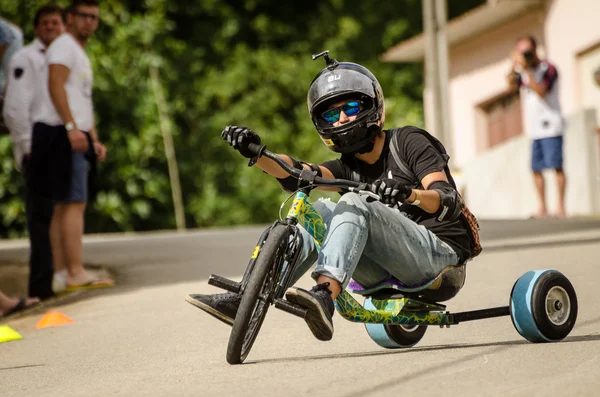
top-left (23, 157), bottom-right (55, 300)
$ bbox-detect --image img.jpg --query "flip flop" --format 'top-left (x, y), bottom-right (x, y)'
top-left (2, 298), bottom-right (39, 318)
top-left (65, 278), bottom-right (115, 292)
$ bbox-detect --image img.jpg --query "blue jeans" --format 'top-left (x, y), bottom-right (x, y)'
top-left (291, 193), bottom-right (460, 289)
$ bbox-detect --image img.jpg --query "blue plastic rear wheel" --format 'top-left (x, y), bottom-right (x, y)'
top-left (510, 270), bottom-right (577, 343)
top-left (363, 297), bottom-right (427, 348)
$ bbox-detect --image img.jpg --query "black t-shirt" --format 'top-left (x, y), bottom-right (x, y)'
top-left (321, 126), bottom-right (474, 263)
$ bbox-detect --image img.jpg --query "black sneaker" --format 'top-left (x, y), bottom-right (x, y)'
top-left (285, 283), bottom-right (335, 341)
top-left (185, 292), bottom-right (241, 326)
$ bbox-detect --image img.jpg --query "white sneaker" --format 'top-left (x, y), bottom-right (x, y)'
top-left (52, 270), bottom-right (67, 294)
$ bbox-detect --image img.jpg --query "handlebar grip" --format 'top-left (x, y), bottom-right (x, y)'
top-left (347, 187), bottom-right (380, 202)
top-left (247, 143), bottom-right (263, 154)
top-left (246, 142), bottom-right (268, 167)
top-left (359, 190), bottom-right (381, 201)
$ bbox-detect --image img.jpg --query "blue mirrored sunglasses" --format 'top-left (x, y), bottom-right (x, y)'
top-left (321, 101), bottom-right (361, 124)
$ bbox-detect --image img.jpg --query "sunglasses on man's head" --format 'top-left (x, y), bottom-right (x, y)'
top-left (322, 101), bottom-right (362, 124)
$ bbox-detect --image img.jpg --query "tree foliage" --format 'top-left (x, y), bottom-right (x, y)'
top-left (0, 0), bottom-right (485, 236)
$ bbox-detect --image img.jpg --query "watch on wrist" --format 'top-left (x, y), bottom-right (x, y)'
top-left (65, 121), bottom-right (76, 131)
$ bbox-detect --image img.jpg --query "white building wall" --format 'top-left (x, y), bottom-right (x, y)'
top-left (543, 0), bottom-right (600, 116)
top-left (462, 109), bottom-right (600, 218)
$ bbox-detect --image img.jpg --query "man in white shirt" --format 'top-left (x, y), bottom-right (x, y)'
top-left (508, 36), bottom-right (567, 219)
top-left (3, 3), bottom-right (65, 300)
top-left (30, 0), bottom-right (113, 291)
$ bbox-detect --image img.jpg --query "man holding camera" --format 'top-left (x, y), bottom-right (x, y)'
top-left (507, 35), bottom-right (567, 219)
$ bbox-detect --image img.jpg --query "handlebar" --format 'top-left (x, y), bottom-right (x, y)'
top-left (247, 143), bottom-right (380, 200)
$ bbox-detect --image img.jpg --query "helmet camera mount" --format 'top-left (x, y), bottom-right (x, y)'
top-left (312, 50), bottom-right (339, 70)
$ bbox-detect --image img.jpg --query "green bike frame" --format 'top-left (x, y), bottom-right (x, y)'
top-left (287, 191), bottom-right (450, 327)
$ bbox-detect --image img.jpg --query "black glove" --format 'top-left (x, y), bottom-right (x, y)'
top-left (221, 125), bottom-right (261, 159)
top-left (370, 178), bottom-right (412, 206)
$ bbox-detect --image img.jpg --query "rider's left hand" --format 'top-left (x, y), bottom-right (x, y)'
top-left (370, 178), bottom-right (412, 206)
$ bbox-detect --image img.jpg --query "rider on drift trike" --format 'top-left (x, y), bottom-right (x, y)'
top-left (186, 52), bottom-right (481, 342)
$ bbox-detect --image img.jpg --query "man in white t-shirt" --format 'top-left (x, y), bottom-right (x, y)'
top-left (3, 3), bottom-right (65, 300)
top-left (507, 35), bottom-right (567, 219)
top-left (30, 0), bottom-right (113, 291)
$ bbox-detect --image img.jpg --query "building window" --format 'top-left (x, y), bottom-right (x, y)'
top-left (475, 90), bottom-right (523, 150)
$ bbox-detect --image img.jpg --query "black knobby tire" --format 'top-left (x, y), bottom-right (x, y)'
top-left (383, 324), bottom-right (428, 347)
top-left (226, 224), bottom-right (290, 364)
top-left (530, 271), bottom-right (578, 341)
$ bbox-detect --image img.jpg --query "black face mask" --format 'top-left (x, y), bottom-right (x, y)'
top-left (355, 123), bottom-right (383, 154)
top-left (356, 140), bottom-right (375, 154)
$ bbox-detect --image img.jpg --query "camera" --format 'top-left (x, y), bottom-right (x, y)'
top-left (523, 50), bottom-right (535, 64)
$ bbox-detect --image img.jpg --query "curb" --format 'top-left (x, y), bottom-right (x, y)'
top-left (0, 225), bottom-right (598, 253)
top-left (482, 228), bottom-right (600, 251)
top-left (0, 225), bottom-right (269, 250)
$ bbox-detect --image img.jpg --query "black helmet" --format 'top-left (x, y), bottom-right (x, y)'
top-left (307, 51), bottom-right (384, 154)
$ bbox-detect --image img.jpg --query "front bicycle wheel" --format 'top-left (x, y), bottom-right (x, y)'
top-left (226, 224), bottom-right (290, 364)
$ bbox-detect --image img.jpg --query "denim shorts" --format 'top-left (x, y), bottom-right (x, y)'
top-left (532, 136), bottom-right (563, 171)
top-left (64, 152), bottom-right (88, 202)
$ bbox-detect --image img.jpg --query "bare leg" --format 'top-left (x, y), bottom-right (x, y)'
top-left (51, 201), bottom-right (114, 288)
top-left (59, 201), bottom-right (114, 287)
top-left (61, 202), bottom-right (88, 284)
top-left (555, 168), bottom-right (567, 218)
top-left (533, 171), bottom-right (547, 218)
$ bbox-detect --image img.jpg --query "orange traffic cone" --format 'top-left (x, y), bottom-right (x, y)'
top-left (36, 312), bottom-right (74, 329)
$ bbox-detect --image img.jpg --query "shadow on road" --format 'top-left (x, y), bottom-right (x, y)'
top-left (242, 329), bottom-right (600, 397)
top-left (249, 314), bottom-right (600, 366)
top-left (247, 331), bottom-right (600, 366)
top-left (336, 332), bottom-right (600, 397)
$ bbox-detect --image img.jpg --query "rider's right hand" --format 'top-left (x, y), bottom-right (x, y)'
top-left (370, 178), bottom-right (412, 206)
top-left (221, 125), bottom-right (261, 159)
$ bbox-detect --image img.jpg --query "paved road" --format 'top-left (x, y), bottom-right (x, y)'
top-left (1, 220), bottom-right (599, 397)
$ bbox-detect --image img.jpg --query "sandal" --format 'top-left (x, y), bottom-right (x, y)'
top-left (1, 298), bottom-right (40, 319)
top-left (65, 278), bottom-right (115, 292)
